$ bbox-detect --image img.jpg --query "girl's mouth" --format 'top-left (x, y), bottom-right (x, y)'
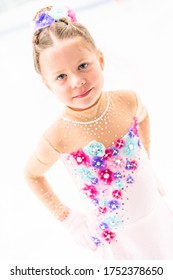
top-left (73, 88), bottom-right (92, 98)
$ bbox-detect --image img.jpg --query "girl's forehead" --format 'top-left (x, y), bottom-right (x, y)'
top-left (53, 37), bottom-right (95, 53)
top-left (39, 37), bottom-right (98, 74)
top-left (40, 37), bottom-right (97, 64)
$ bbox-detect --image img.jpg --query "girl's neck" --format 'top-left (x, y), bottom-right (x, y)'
top-left (62, 92), bottom-right (109, 123)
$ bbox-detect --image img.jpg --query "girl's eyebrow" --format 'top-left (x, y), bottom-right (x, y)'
top-left (52, 57), bottom-right (91, 76)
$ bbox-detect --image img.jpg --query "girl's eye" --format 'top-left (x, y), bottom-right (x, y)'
top-left (57, 74), bottom-right (66, 80)
top-left (78, 63), bottom-right (88, 70)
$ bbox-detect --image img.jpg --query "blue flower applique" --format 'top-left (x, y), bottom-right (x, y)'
top-left (84, 140), bottom-right (105, 157)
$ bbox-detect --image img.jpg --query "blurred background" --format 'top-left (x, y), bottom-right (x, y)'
top-left (1, 0), bottom-right (173, 263)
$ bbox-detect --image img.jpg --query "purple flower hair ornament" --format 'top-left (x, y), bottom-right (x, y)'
top-left (34, 5), bottom-right (77, 31)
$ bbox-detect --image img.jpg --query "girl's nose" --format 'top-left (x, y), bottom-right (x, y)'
top-left (71, 76), bottom-right (86, 89)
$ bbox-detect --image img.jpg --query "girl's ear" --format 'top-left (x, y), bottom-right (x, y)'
top-left (97, 49), bottom-right (104, 70)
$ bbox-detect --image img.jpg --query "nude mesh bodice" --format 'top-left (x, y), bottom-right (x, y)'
top-left (45, 91), bottom-right (137, 154)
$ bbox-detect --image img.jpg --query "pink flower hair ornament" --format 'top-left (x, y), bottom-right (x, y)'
top-left (34, 5), bottom-right (77, 32)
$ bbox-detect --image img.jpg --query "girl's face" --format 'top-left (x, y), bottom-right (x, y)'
top-left (39, 37), bottom-right (104, 110)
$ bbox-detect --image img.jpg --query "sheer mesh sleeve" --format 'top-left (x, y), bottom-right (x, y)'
top-left (135, 93), bottom-right (148, 123)
top-left (25, 136), bottom-right (60, 178)
top-left (135, 93), bottom-right (150, 156)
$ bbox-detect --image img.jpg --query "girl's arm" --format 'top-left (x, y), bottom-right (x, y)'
top-left (24, 136), bottom-right (97, 250)
top-left (136, 94), bottom-right (165, 196)
top-left (135, 94), bottom-right (150, 157)
top-left (24, 136), bottom-right (70, 221)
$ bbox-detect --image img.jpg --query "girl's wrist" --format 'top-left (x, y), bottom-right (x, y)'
top-left (41, 190), bottom-right (70, 221)
top-left (54, 205), bottom-right (70, 221)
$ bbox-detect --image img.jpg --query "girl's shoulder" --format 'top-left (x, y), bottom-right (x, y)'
top-left (108, 90), bottom-right (148, 123)
top-left (43, 116), bottom-right (65, 153)
top-left (108, 89), bottom-right (137, 115)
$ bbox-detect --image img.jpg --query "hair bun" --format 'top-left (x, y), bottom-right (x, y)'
top-left (33, 5), bottom-right (77, 32)
top-left (59, 17), bottom-right (70, 25)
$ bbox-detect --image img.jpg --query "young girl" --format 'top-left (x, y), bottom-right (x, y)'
top-left (25, 4), bottom-right (173, 259)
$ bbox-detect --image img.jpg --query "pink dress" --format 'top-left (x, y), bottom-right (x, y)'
top-left (53, 91), bottom-right (173, 259)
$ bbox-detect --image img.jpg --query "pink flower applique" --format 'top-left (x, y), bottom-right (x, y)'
top-left (98, 168), bottom-right (114, 185)
top-left (104, 147), bottom-right (114, 159)
top-left (132, 116), bottom-right (139, 136)
top-left (114, 138), bottom-right (125, 149)
top-left (131, 160), bottom-right (138, 170)
top-left (112, 190), bottom-right (122, 199)
top-left (102, 229), bottom-right (116, 243)
top-left (82, 185), bottom-right (98, 199)
top-left (71, 149), bottom-right (90, 165)
top-left (98, 206), bottom-right (107, 214)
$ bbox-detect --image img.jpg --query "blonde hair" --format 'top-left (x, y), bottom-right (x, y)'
top-left (32, 6), bottom-right (97, 74)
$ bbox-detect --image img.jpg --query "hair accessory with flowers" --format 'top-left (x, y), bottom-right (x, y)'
top-left (34, 5), bottom-right (77, 32)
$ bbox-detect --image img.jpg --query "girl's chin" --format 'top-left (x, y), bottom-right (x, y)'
top-left (71, 93), bottom-right (102, 111)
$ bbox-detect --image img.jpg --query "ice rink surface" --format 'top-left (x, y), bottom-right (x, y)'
top-left (0, 0), bottom-right (173, 261)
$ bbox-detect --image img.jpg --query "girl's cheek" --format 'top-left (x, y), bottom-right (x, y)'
top-left (90, 69), bottom-right (100, 81)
